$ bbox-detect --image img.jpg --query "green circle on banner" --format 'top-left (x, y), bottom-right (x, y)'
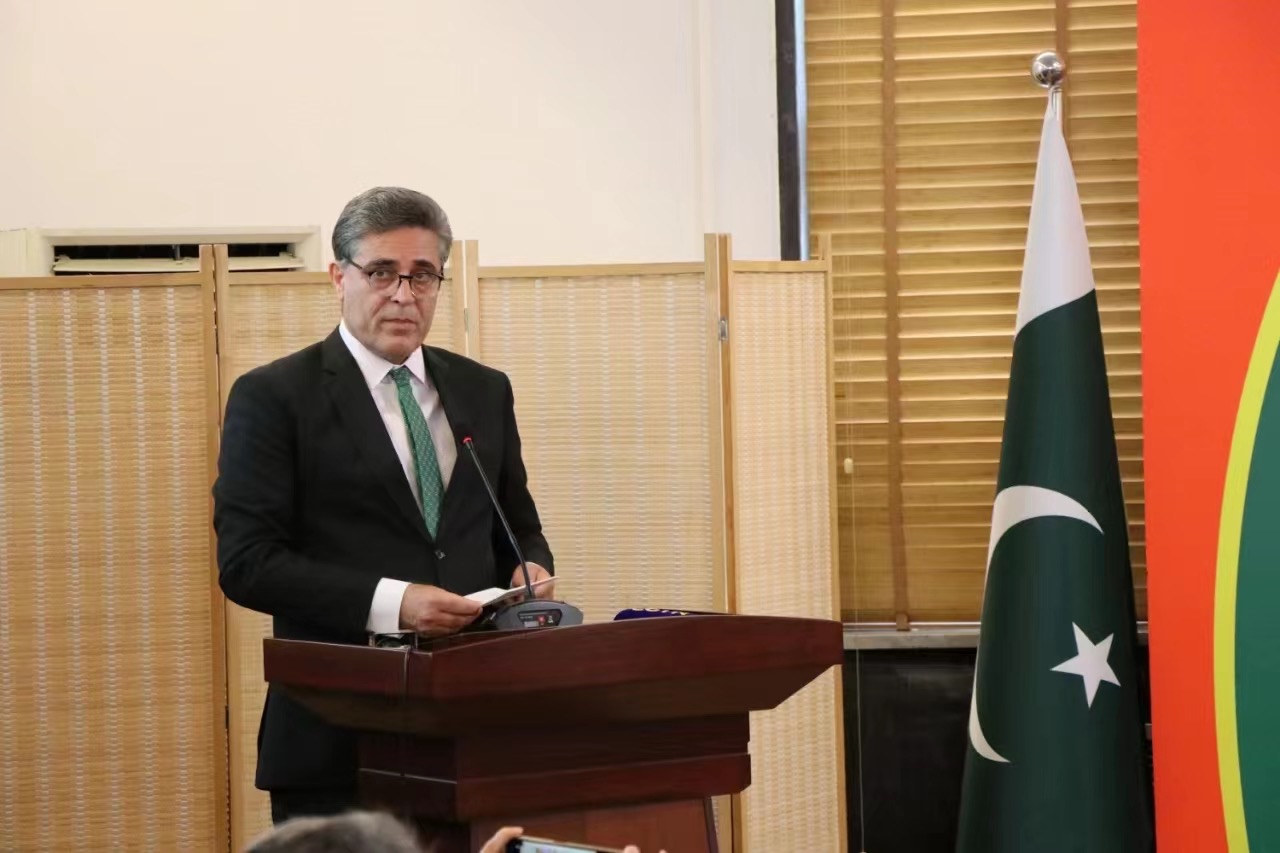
top-left (1221, 271), bottom-right (1280, 851)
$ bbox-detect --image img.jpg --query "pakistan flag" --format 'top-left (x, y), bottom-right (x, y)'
top-left (955, 104), bottom-right (1153, 852)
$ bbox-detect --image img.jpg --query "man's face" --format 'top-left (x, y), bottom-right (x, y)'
top-left (330, 226), bottom-right (443, 364)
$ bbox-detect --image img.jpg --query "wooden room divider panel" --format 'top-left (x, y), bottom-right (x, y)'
top-left (723, 236), bottom-right (846, 852)
top-left (475, 262), bottom-right (722, 623)
top-left (0, 251), bottom-right (226, 851)
top-left (213, 250), bottom-right (463, 849)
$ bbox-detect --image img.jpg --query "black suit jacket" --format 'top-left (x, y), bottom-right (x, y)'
top-left (213, 328), bottom-right (552, 790)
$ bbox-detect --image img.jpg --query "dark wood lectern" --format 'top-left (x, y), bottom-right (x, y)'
top-left (264, 614), bottom-right (842, 853)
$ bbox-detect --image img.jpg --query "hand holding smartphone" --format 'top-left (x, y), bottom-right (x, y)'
top-left (479, 825), bottom-right (661, 853)
top-left (504, 839), bottom-right (632, 853)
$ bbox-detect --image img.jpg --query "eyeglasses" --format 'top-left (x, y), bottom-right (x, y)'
top-left (345, 259), bottom-right (444, 296)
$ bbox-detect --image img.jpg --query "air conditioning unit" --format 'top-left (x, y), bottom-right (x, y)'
top-left (0, 226), bottom-right (322, 276)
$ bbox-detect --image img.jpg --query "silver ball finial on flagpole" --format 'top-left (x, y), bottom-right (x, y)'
top-left (1031, 51), bottom-right (1065, 122)
top-left (1031, 51), bottom-right (1065, 88)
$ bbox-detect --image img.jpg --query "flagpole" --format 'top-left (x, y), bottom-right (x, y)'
top-left (1032, 50), bottom-right (1066, 123)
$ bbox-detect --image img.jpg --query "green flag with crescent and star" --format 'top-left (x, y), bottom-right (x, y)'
top-left (954, 102), bottom-right (1153, 852)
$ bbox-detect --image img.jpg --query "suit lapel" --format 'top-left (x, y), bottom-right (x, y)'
top-left (425, 347), bottom-right (478, 541)
top-left (321, 330), bottom-right (431, 542)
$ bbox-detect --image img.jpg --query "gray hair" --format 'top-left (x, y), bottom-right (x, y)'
top-left (332, 186), bottom-right (454, 266)
top-left (243, 810), bottom-right (424, 853)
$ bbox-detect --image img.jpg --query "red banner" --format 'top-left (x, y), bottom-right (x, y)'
top-left (1140, 1), bottom-right (1280, 850)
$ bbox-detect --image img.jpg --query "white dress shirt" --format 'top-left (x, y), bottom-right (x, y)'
top-left (338, 322), bottom-right (457, 633)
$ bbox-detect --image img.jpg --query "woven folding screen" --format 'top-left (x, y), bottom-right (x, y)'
top-left (728, 268), bottom-right (844, 853)
top-left (475, 268), bottom-right (719, 622)
top-left (0, 241), bottom-right (840, 851)
top-left (218, 270), bottom-right (341, 846)
top-left (806, 0), bottom-right (1142, 623)
top-left (0, 275), bottom-right (223, 850)
top-left (216, 263), bottom-right (461, 847)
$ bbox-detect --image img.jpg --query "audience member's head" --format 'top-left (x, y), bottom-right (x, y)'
top-left (244, 810), bottom-right (422, 853)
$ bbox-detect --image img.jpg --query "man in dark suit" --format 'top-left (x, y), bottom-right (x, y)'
top-left (213, 186), bottom-right (555, 823)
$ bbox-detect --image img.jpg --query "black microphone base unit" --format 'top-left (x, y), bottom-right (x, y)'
top-left (491, 599), bottom-right (584, 630)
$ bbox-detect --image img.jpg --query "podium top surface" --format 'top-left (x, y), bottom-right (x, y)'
top-left (262, 614), bottom-right (842, 729)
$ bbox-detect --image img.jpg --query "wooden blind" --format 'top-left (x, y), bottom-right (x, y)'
top-left (806, 0), bottom-right (1143, 624)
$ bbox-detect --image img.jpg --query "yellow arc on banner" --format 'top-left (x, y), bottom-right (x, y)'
top-left (1215, 270), bottom-right (1280, 853)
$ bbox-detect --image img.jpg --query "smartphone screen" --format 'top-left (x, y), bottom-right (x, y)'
top-left (506, 837), bottom-right (624, 853)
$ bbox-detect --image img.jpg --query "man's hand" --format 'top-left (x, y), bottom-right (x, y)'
top-left (398, 584), bottom-right (482, 636)
top-left (510, 562), bottom-right (555, 599)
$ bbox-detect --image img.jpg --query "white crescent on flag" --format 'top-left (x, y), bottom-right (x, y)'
top-left (968, 485), bottom-right (1104, 763)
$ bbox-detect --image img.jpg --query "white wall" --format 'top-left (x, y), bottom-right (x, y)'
top-left (0, 0), bottom-right (779, 265)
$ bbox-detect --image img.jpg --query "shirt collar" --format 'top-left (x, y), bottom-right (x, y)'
top-left (338, 321), bottom-right (429, 390)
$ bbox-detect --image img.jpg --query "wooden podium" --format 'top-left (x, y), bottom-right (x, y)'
top-left (263, 614), bottom-right (843, 852)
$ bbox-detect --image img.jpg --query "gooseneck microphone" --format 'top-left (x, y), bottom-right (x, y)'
top-left (462, 435), bottom-right (536, 599)
top-left (461, 435), bottom-right (583, 630)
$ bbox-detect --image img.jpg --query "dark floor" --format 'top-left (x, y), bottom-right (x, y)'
top-left (841, 646), bottom-right (1152, 852)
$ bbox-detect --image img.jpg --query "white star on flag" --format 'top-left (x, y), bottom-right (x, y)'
top-left (1051, 623), bottom-right (1120, 707)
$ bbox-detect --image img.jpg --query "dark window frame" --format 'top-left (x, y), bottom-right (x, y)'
top-left (775, 0), bottom-right (808, 260)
